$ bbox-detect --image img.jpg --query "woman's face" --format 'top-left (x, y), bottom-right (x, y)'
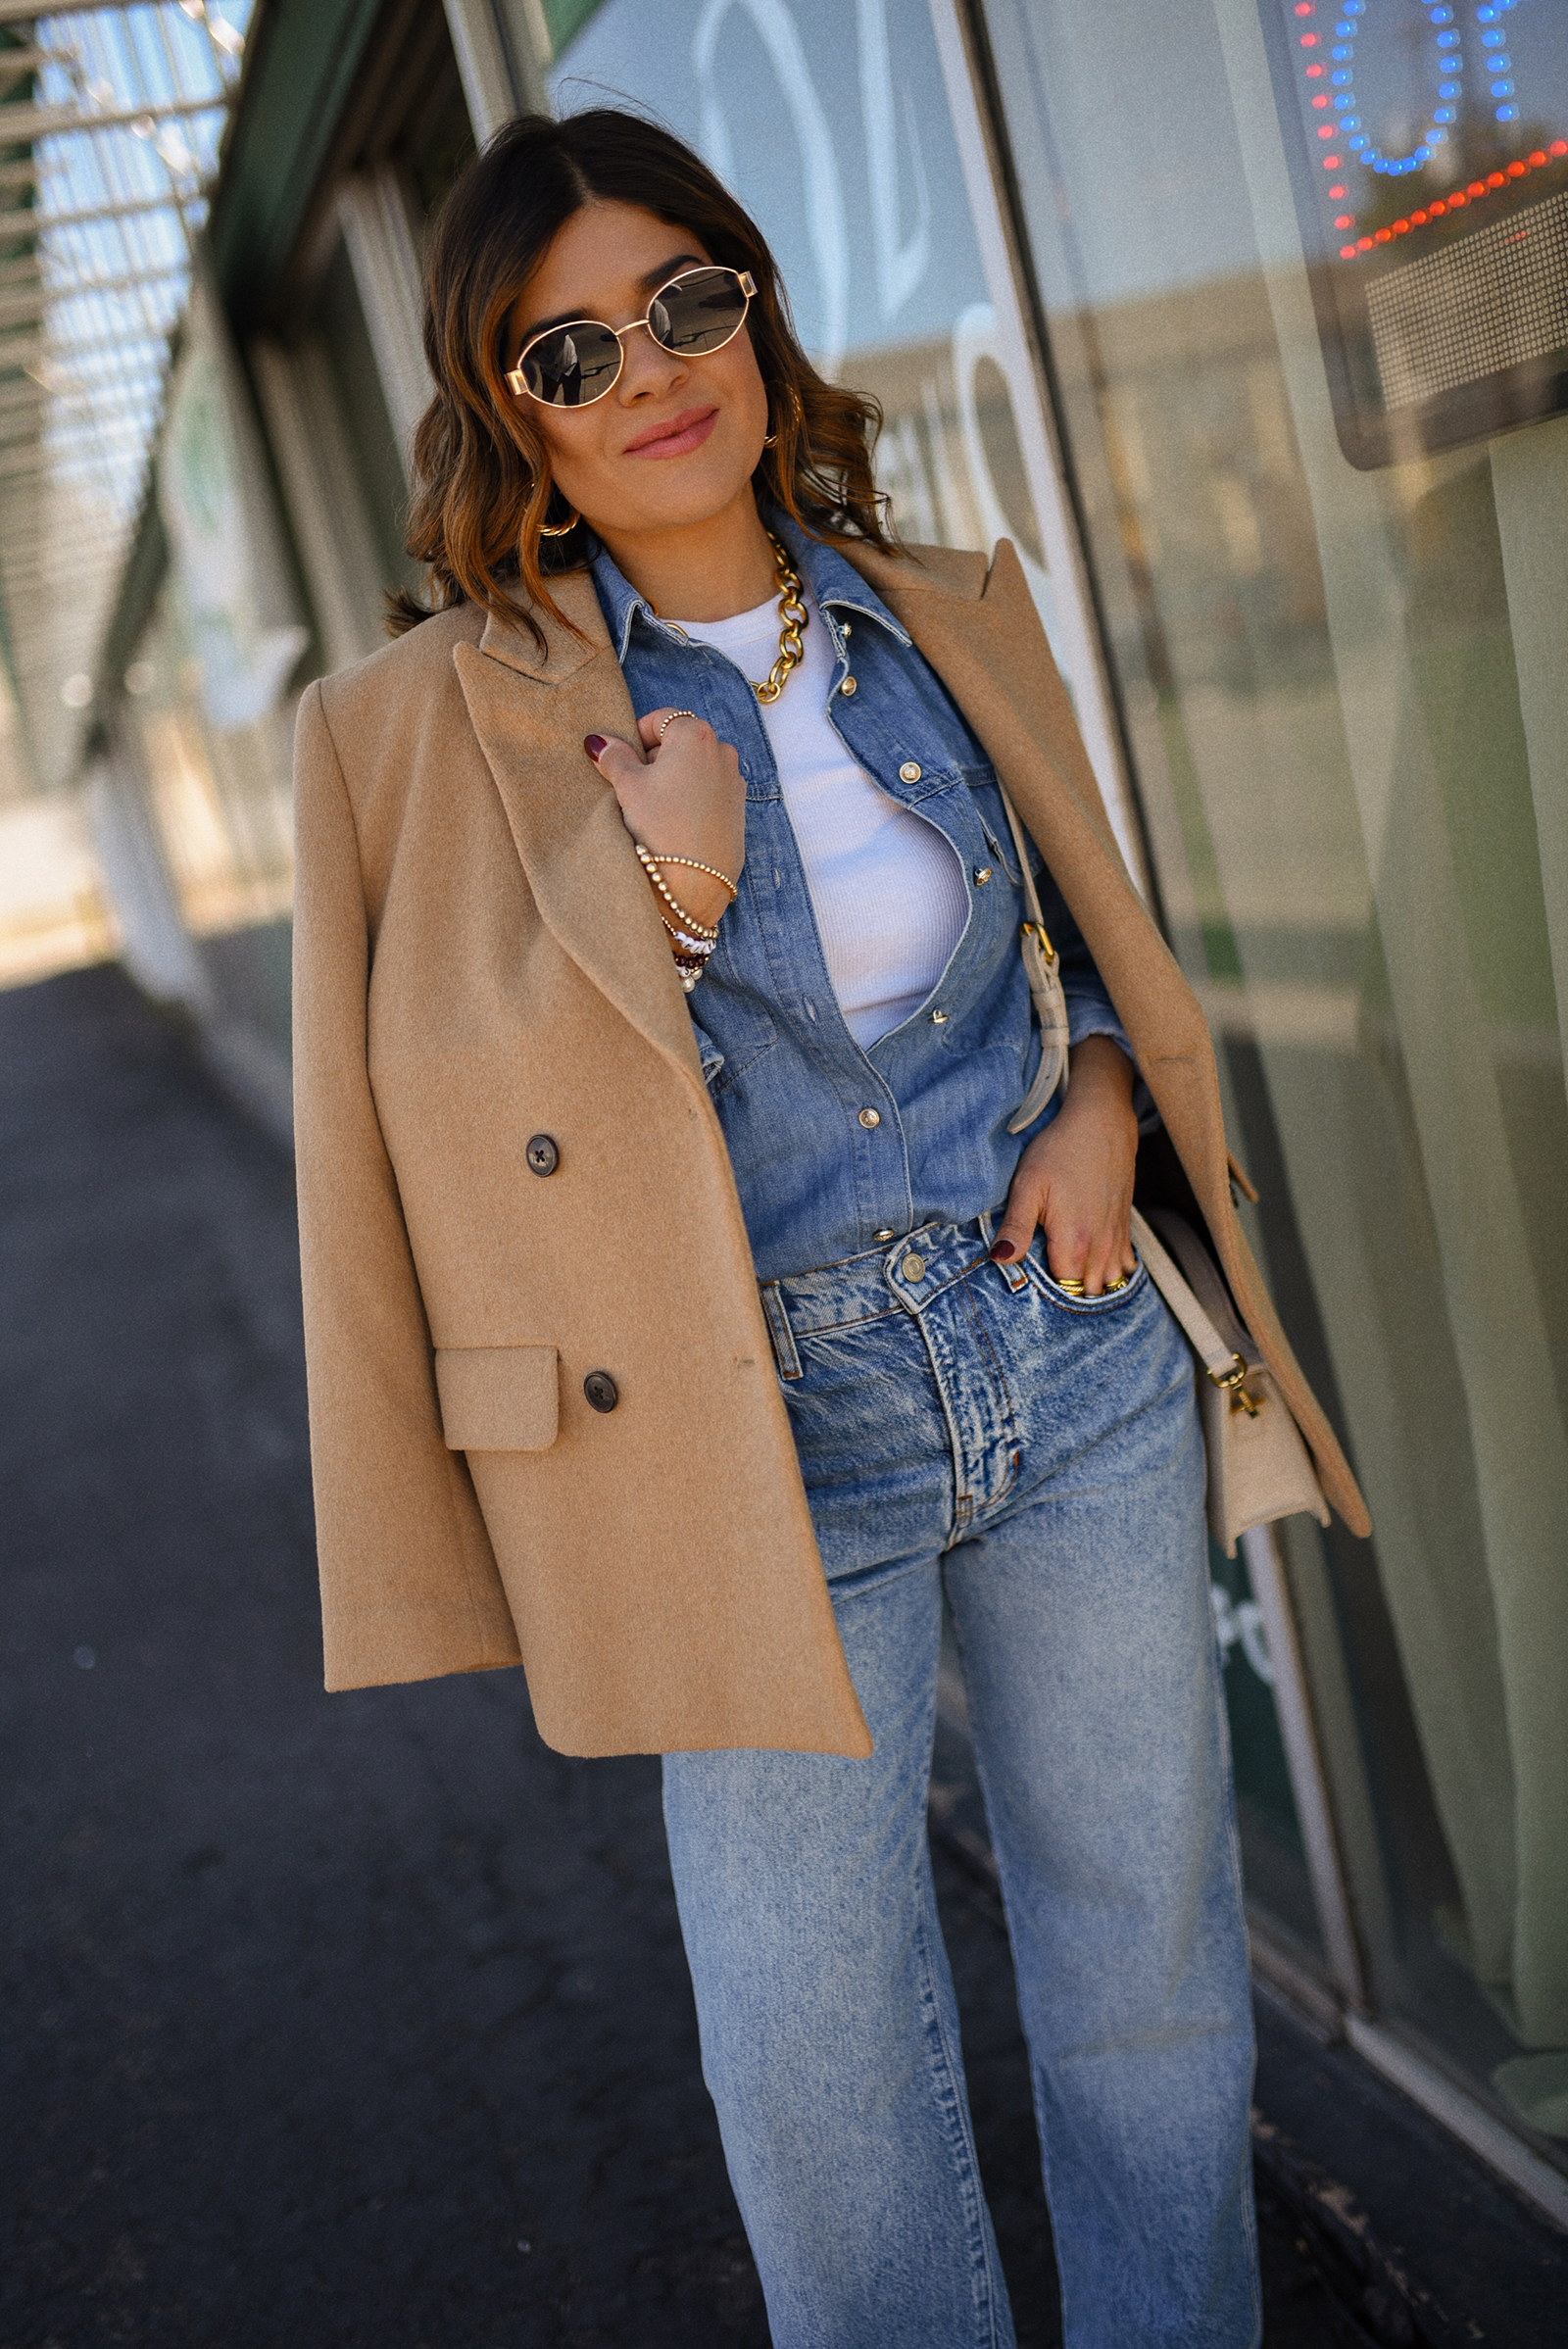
top-left (504, 200), bottom-right (770, 546)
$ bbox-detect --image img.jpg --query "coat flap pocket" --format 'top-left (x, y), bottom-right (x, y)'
top-left (434, 1345), bottom-right (560, 1452)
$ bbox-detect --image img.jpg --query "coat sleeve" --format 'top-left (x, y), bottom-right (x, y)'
top-left (291, 683), bottom-right (523, 1689)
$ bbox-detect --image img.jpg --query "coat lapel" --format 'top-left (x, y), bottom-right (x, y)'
top-left (453, 573), bottom-right (704, 1083)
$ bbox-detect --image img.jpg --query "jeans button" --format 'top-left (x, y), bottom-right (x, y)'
top-left (901, 1252), bottom-right (926, 1282)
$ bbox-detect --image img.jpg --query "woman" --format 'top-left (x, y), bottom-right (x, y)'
top-left (292, 110), bottom-right (1366, 2348)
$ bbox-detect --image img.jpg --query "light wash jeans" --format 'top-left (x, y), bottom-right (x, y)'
top-left (662, 1218), bottom-right (1260, 2348)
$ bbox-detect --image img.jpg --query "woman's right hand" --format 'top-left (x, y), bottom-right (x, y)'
top-left (585, 710), bottom-right (746, 932)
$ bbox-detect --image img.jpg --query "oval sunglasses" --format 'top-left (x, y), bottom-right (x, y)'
top-left (505, 265), bottom-right (757, 408)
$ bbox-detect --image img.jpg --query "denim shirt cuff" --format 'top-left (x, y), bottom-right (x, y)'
top-left (1064, 1000), bottom-right (1158, 1131)
top-left (693, 1027), bottom-right (726, 1091)
top-left (1065, 994), bottom-right (1134, 1064)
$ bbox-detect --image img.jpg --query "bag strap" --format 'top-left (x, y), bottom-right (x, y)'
top-left (997, 783), bottom-right (1051, 946)
top-left (1129, 1206), bottom-right (1256, 1406)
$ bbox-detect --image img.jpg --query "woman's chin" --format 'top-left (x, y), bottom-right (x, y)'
top-left (590, 468), bottom-right (760, 540)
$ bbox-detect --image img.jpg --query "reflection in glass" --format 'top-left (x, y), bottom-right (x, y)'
top-left (983, 0), bottom-right (1568, 2163)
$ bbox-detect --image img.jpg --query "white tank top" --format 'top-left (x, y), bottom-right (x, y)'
top-left (673, 589), bottom-right (968, 1048)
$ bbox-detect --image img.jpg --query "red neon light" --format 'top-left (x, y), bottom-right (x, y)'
top-left (1334, 140), bottom-right (1568, 262)
top-left (1302, 27), bottom-right (1568, 269)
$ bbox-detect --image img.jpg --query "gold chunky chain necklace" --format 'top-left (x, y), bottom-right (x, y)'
top-left (753, 531), bottom-right (808, 704)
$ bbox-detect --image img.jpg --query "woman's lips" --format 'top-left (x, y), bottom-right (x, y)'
top-left (623, 406), bottom-right (719, 460)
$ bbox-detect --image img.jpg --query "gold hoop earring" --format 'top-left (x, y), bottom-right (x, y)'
top-left (538, 506), bottom-right (581, 539)
top-left (762, 424), bottom-right (778, 448)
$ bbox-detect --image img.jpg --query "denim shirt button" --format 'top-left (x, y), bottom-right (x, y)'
top-left (873, 1228), bottom-right (896, 1242)
top-left (858, 1106), bottom-right (881, 1128)
top-left (840, 675), bottom-right (858, 696)
top-left (930, 1009), bottom-right (950, 1024)
top-left (899, 760), bottom-right (921, 783)
top-left (974, 866), bottom-right (993, 885)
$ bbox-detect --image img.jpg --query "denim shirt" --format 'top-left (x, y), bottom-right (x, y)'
top-left (590, 516), bottom-right (1131, 1282)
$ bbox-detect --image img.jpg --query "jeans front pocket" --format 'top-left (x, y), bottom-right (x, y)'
top-left (1021, 1245), bottom-right (1150, 1316)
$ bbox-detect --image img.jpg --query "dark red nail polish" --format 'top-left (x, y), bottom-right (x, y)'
top-left (989, 1240), bottom-right (1016, 1262)
top-left (583, 733), bottom-right (609, 760)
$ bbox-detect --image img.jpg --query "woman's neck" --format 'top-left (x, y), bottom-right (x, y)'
top-left (591, 488), bottom-right (778, 622)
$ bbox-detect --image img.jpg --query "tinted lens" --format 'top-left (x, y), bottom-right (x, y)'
top-left (520, 321), bottom-right (623, 406)
top-left (648, 268), bottom-right (749, 358)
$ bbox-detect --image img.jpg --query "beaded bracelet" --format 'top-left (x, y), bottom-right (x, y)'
top-left (634, 842), bottom-right (719, 940)
top-left (662, 919), bottom-right (717, 959)
top-left (649, 853), bottom-right (738, 903)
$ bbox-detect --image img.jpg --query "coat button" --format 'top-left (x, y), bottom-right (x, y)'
top-left (901, 1252), bottom-right (927, 1282)
top-left (858, 1106), bottom-right (881, 1128)
top-left (840, 674), bottom-right (858, 696)
top-left (583, 1370), bottom-right (618, 1413)
top-left (525, 1133), bottom-right (559, 1176)
top-left (899, 760), bottom-right (921, 783)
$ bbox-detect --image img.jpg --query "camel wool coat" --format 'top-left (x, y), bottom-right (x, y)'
top-left (292, 534), bottom-right (1369, 1758)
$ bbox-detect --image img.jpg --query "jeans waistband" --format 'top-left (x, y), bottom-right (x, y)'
top-left (759, 1214), bottom-right (1030, 1381)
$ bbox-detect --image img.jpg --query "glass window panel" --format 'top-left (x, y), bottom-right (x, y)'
top-left (983, 0), bottom-right (1568, 2165)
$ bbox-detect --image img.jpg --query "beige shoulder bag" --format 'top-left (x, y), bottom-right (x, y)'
top-left (1130, 1205), bottom-right (1330, 1557)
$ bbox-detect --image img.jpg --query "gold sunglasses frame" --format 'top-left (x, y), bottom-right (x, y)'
top-left (505, 267), bottom-right (758, 406)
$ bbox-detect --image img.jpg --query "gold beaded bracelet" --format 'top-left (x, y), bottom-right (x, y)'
top-left (634, 842), bottom-right (719, 940)
top-left (648, 853), bottom-right (738, 903)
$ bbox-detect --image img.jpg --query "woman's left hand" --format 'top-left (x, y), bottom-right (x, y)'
top-left (988, 1034), bottom-right (1139, 1294)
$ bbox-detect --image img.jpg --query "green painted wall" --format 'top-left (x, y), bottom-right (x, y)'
top-left (209, 0), bottom-right (386, 322)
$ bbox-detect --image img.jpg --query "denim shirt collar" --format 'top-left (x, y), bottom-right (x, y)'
top-left (588, 511), bottom-right (913, 666)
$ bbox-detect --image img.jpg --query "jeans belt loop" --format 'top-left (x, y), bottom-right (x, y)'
top-left (759, 1280), bottom-right (804, 1382)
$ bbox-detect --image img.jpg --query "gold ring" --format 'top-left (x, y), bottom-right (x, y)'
top-left (659, 709), bottom-right (699, 741)
top-left (1055, 1276), bottom-right (1086, 1295)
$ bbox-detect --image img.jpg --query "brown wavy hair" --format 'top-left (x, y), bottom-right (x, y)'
top-left (388, 108), bottom-right (895, 642)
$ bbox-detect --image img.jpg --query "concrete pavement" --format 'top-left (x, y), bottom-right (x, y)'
top-left (3, 964), bottom-right (1559, 2346)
